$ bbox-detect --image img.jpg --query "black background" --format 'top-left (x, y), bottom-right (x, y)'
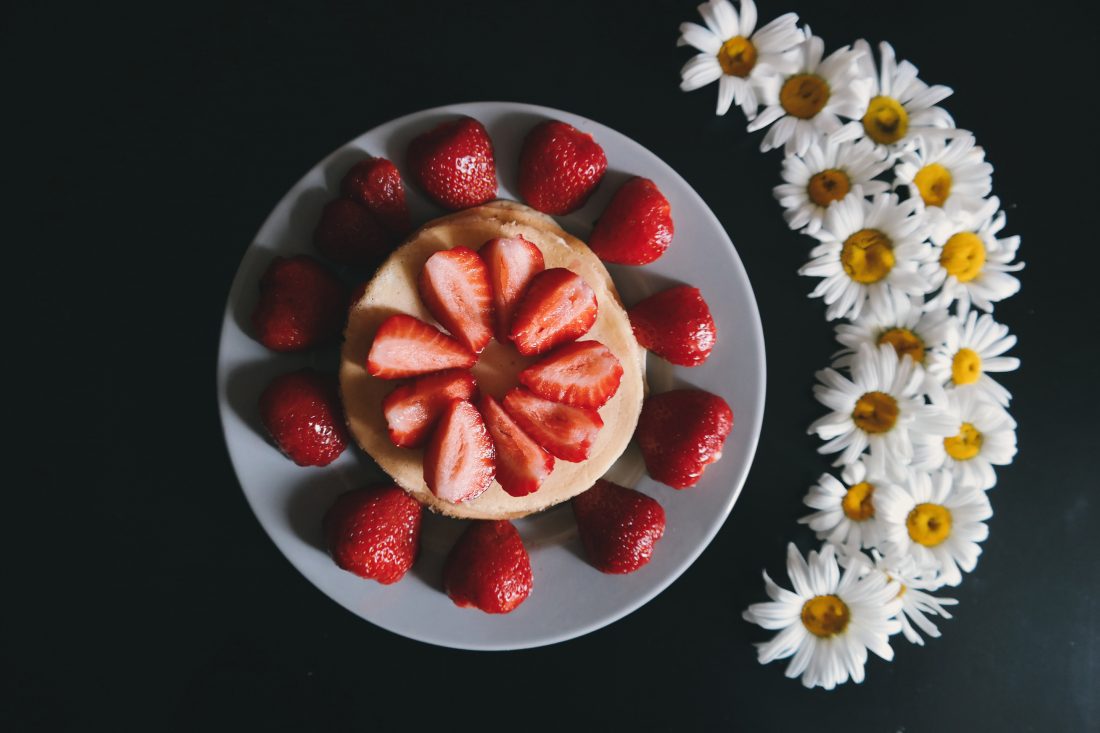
top-left (8, 1), bottom-right (1098, 730)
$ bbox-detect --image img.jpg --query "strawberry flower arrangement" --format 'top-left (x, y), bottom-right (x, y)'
top-left (678, 0), bottom-right (1022, 689)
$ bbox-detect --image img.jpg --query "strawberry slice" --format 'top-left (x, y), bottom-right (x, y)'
top-left (518, 340), bottom-right (624, 409)
top-left (508, 268), bottom-right (598, 356)
top-left (479, 236), bottom-right (545, 343)
top-left (502, 387), bottom-right (603, 462)
top-left (479, 394), bottom-right (555, 497)
top-left (367, 314), bottom-right (476, 379)
top-left (418, 247), bottom-right (494, 353)
top-left (423, 400), bottom-right (496, 504)
top-left (382, 369), bottom-right (478, 448)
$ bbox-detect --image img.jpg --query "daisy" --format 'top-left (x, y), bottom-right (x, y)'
top-left (799, 192), bottom-right (933, 321)
top-left (913, 389), bottom-right (1017, 491)
top-left (876, 469), bottom-right (992, 587)
top-left (773, 136), bottom-right (891, 235)
top-left (921, 196), bottom-right (1024, 315)
top-left (843, 550), bottom-right (959, 646)
top-left (798, 454), bottom-right (897, 553)
top-left (832, 295), bottom-right (950, 371)
top-left (926, 310), bottom-right (1020, 406)
top-left (894, 133), bottom-right (993, 217)
top-left (809, 342), bottom-right (958, 467)
top-left (747, 33), bottom-right (866, 155)
top-left (743, 543), bottom-right (902, 690)
top-left (677, 0), bottom-right (804, 118)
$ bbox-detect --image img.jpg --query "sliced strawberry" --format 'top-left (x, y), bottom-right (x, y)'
top-left (382, 369), bottom-right (478, 448)
top-left (589, 177), bottom-right (674, 265)
top-left (502, 387), bottom-right (603, 463)
top-left (423, 399), bottom-right (496, 504)
top-left (519, 120), bottom-right (608, 215)
top-left (418, 247), bottom-right (494, 353)
top-left (340, 156), bottom-right (412, 237)
top-left (479, 394), bottom-right (555, 497)
top-left (628, 286), bottom-right (717, 366)
top-left (637, 389), bottom-right (733, 489)
top-left (366, 314), bottom-right (476, 379)
top-left (406, 116), bottom-right (497, 210)
top-left (444, 520), bottom-right (532, 614)
top-left (313, 197), bottom-right (394, 267)
top-left (479, 236), bottom-right (545, 343)
top-left (519, 340), bottom-right (623, 409)
top-left (572, 480), bottom-right (666, 574)
top-left (508, 268), bottom-right (598, 356)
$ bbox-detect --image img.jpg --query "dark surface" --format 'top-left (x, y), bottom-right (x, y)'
top-left (8, 0), bottom-right (1098, 730)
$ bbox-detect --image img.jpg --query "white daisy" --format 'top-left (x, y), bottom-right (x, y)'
top-left (913, 389), bottom-right (1017, 491)
top-left (743, 543), bottom-right (902, 690)
top-left (921, 196), bottom-right (1024, 315)
top-left (799, 192), bottom-right (933, 321)
top-left (894, 133), bottom-right (993, 217)
top-left (798, 454), bottom-right (897, 553)
top-left (773, 136), bottom-right (891, 235)
top-left (677, 0), bottom-right (804, 118)
top-left (809, 342), bottom-right (958, 467)
top-left (832, 295), bottom-right (950, 371)
top-left (927, 311), bottom-right (1020, 406)
top-left (747, 33), bottom-right (867, 155)
top-left (876, 468), bottom-right (992, 587)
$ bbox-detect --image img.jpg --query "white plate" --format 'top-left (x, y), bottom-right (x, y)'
top-left (217, 101), bottom-right (765, 650)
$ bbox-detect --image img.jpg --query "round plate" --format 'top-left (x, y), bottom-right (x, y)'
top-left (217, 101), bottom-right (766, 650)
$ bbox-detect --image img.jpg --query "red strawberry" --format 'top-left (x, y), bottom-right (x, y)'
top-left (572, 480), bottom-right (666, 574)
top-left (407, 116), bottom-right (497, 210)
top-left (519, 120), bottom-right (607, 215)
top-left (340, 157), bottom-right (412, 237)
top-left (479, 236), bottom-right (545, 343)
top-left (323, 486), bottom-right (422, 584)
top-left (367, 314), bottom-right (477, 379)
top-left (502, 387), bottom-right (603, 463)
top-left (588, 177), bottom-right (674, 265)
top-left (313, 197), bottom-right (393, 267)
top-left (252, 255), bottom-right (347, 352)
top-left (382, 369), bottom-right (478, 448)
top-left (628, 286), bottom-right (717, 367)
top-left (258, 369), bottom-right (348, 467)
top-left (637, 389), bottom-right (733, 489)
top-left (443, 520), bottom-right (532, 614)
top-left (418, 247), bottom-right (494, 353)
top-left (479, 394), bottom-right (555, 497)
top-left (519, 340), bottom-right (623, 409)
top-left (423, 399), bottom-right (496, 504)
top-left (508, 268), bottom-right (598, 356)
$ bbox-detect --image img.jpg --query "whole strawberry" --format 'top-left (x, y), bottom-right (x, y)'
top-left (313, 197), bottom-right (393, 267)
top-left (323, 485), bottom-right (422, 584)
top-left (259, 369), bottom-right (349, 467)
top-left (572, 480), bottom-right (666, 574)
top-left (252, 255), bottom-right (347, 352)
top-left (637, 389), bottom-right (733, 489)
top-left (407, 116), bottom-right (497, 210)
top-left (519, 120), bottom-right (607, 215)
top-left (340, 156), bottom-right (413, 237)
top-left (588, 177), bottom-right (674, 265)
top-left (444, 520), bottom-right (532, 614)
top-left (628, 286), bottom-right (717, 366)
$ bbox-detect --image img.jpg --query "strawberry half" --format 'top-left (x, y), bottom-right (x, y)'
top-left (423, 399), bottom-right (496, 504)
top-left (367, 314), bottom-right (477, 379)
top-left (313, 197), bottom-right (393, 267)
top-left (502, 387), bottom-right (603, 463)
top-left (479, 394), bottom-right (555, 497)
top-left (519, 120), bottom-right (607, 215)
top-left (588, 177), bottom-right (674, 265)
top-left (340, 156), bottom-right (412, 237)
top-left (259, 369), bottom-right (348, 467)
top-left (508, 268), bottom-right (598, 356)
top-left (252, 255), bottom-right (347, 352)
top-left (572, 480), bottom-right (666, 574)
top-left (519, 340), bottom-right (623, 409)
top-left (628, 286), bottom-right (717, 366)
top-left (418, 246), bottom-right (494, 353)
top-left (479, 235), bottom-right (545, 343)
top-left (407, 116), bottom-right (497, 210)
top-left (637, 389), bottom-right (733, 489)
top-left (444, 520), bottom-right (532, 614)
top-left (323, 485), bottom-right (422, 584)
top-left (382, 369), bottom-right (478, 448)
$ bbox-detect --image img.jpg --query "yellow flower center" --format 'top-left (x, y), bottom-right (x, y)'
top-left (940, 232), bottom-right (987, 282)
top-left (906, 503), bottom-right (953, 547)
top-left (780, 74), bottom-right (830, 119)
top-left (807, 168), bottom-right (851, 207)
top-left (944, 421), bottom-right (983, 461)
top-left (862, 95), bottom-right (910, 145)
top-left (717, 35), bottom-right (758, 77)
top-left (878, 327), bottom-right (926, 364)
top-left (851, 391), bottom-right (899, 434)
top-left (897, 583), bottom-right (908, 598)
top-left (841, 228), bottom-right (895, 284)
top-left (801, 594), bottom-right (851, 638)
top-left (841, 481), bottom-right (876, 521)
top-left (951, 347), bottom-right (983, 385)
top-left (913, 163), bottom-right (953, 207)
